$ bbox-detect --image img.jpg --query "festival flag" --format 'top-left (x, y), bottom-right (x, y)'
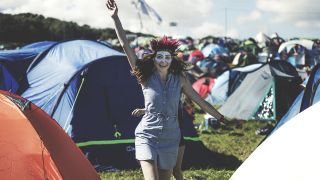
top-left (138, 0), bottom-right (162, 24)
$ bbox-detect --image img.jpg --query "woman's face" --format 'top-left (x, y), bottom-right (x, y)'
top-left (154, 51), bottom-right (172, 71)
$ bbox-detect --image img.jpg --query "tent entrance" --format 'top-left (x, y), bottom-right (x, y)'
top-left (252, 82), bottom-right (276, 120)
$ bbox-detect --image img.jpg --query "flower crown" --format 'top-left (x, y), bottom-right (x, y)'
top-left (150, 36), bottom-right (180, 54)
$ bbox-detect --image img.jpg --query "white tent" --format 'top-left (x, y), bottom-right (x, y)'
top-left (230, 101), bottom-right (320, 180)
top-left (255, 32), bottom-right (271, 49)
top-left (278, 39), bottom-right (314, 53)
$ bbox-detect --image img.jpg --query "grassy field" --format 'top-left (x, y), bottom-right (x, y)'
top-left (100, 112), bottom-right (270, 180)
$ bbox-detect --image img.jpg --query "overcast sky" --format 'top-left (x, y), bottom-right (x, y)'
top-left (1, 0), bottom-right (320, 39)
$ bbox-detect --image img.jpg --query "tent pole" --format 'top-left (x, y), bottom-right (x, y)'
top-left (64, 77), bottom-right (86, 133)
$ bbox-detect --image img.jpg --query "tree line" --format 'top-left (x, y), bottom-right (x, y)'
top-left (0, 12), bottom-right (141, 45)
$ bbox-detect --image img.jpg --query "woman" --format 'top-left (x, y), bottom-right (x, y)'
top-left (106, 1), bottom-right (224, 179)
top-left (132, 101), bottom-right (186, 180)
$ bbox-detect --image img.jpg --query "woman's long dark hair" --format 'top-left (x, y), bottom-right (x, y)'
top-left (132, 53), bottom-right (188, 84)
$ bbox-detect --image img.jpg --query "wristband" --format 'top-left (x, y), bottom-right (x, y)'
top-left (219, 115), bottom-right (224, 122)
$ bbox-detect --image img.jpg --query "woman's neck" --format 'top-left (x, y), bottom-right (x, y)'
top-left (157, 69), bottom-right (169, 81)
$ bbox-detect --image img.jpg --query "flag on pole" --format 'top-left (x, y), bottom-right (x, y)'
top-left (138, 0), bottom-right (162, 24)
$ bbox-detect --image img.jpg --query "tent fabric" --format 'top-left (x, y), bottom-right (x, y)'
top-left (188, 50), bottom-right (205, 63)
top-left (205, 69), bottom-right (229, 105)
top-left (0, 41), bottom-right (56, 80)
top-left (205, 63), bottom-right (263, 106)
top-left (52, 57), bottom-right (144, 142)
top-left (201, 43), bottom-right (229, 57)
top-left (230, 101), bottom-right (320, 180)
top-left (278, 39), bottom-right (314, 53)
top-left (255, 32), bottom-right (271, 48)
top-left (62, 70), bottom-right (142, 170)
top-left (231, 52), bottom-right (242, 65)
top-left (0, 64), bottom-right (19, 92)
top-left (228, 63), bottom-right (264, 97)
top-left (271, 91), bottom-right (303, 133)
top-left (0, 41), bottom-right (55, 93)
top-left (196, 58), bottom-right (229, 78)
top-left (21, 41), bottom-right (57, 49)
top-left (234, 53), bottom-right (259, 67)
top-left (219, 61), bottom-right (301, 120)
top-left (241, 39), bottom-right (259, 55)
top-left (22, 40), bottom-right (123, 115)
top-left (192, 77), bottom-right (215, 99)
top-left (272, 64), bottom-right (320, 134)
top-left (0, 90), bottom-right (99, 180)
top-left (220, 65), bottom-right (276, 120)
top-left (300, 64), bottom-right (320, 111)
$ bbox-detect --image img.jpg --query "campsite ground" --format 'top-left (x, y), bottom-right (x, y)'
top-left (100, 111), bottom-right (269, 180)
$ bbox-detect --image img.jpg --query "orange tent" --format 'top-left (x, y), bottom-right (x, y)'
top-left (0, 90), bottom-right (100, 180)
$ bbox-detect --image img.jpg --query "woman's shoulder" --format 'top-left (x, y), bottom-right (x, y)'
top-left (178, 72), bottom-right (188, 86)
top-left (178, 72), bottom-right (187, 80)
top-left (141, 72), bottom-right (155, 86)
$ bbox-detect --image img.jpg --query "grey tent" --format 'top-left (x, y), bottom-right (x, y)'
top-left (205, 63), bottom-right (263, 106)
top-left (219, 61), bottom-right (302, 120)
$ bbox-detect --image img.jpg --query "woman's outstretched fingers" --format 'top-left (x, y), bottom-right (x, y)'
top-left (106, 0), bottom-right (118, 17)
top-left (106, 1), bottom-right (111, 9)
top-left (106, 0), bottom-right (113, 9)
top-left (132, 108), bottom-right (145, 117)
top-left (107, 0), bottom-right (111, 6)
top-left (132, 109), bottom-right (137, 116)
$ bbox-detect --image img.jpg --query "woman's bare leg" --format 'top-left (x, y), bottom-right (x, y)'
top-left (140, 160), bottom-right (159, 180)
top-left (159, 168), bottom-right (172, 180)
top-left (173, 145), bottom-right (185, 180)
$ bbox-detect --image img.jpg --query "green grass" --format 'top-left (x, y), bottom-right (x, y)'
top-left (100, 169), bottom-right (234, 180)
top-left (99, 111), bottom-right (270, 180)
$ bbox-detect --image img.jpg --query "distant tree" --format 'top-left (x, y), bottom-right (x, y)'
top-left (0, 13), bottom-right (113, 43)
top-left (0, 12), bottom-right (151, 45)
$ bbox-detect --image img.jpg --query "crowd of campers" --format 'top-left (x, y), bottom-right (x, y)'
top-left (1, 32), bottom-right (319, 173)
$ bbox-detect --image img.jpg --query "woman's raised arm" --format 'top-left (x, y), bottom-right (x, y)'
top-left (106, 0), bottom-right (137, 69)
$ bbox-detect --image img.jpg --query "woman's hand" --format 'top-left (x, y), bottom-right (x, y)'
top-left (218, 115), bottom-right (225, 124)
top-left (132, 108), bottom-right (146, 117)
top-left (106, 0), bottom-right (118, 18)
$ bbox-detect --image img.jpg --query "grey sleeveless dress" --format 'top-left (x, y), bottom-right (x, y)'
top-left (135, 72), bottom-right (181, 170)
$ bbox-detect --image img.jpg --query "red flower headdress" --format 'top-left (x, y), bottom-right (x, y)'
top-left (150, 36), bottom-right (180, 54)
